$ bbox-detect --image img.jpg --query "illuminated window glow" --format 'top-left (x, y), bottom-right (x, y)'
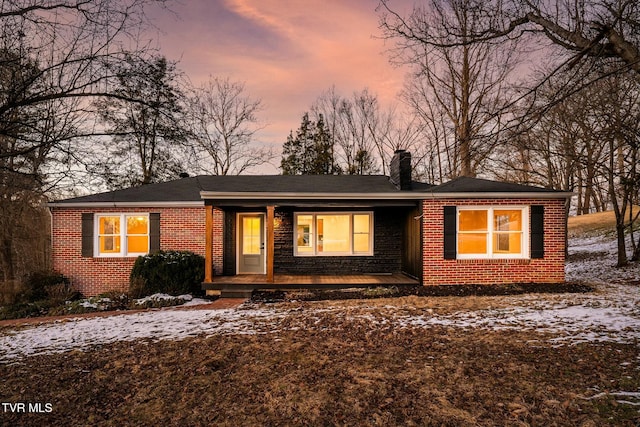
top-left (457, 207), bottom-right (528, 259)
top-left (294, 212), bottom-right (372, 256)
top-left (96, 214), bottom-right (149, 256)
top-left (242, 216), bottom-right (262, 255)
top-left (99, 216), bottom-right (121, 254)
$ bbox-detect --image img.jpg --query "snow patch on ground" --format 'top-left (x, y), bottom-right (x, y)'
top-left (133, 293), bottom-right (187, 304)
top-left (0, 308), bottom-right (285, 362)
top-left (0, 233), bottom-right (638, 363)
top-left (566, 234), bottom-right (640, 285)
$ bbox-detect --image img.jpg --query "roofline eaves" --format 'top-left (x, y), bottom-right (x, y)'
top-left (200, 191), bottom-right (573, 200)
top-left (200, 191), bottom-right (428, 200)
top-left (47, 201), bottom-right (205, 208)
top-left (426, 191), bottom-right (573, 199)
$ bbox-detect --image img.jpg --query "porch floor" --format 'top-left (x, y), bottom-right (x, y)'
top-left (203, 272), bottom-right (420, 291)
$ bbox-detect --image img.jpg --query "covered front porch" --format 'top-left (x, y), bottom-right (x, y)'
top-left (201, 192), bottom-right (424, 293)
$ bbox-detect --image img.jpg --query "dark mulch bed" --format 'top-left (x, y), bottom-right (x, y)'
top-left (251, 282), bottom-right (593, 303)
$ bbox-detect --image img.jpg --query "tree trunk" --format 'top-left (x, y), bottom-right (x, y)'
top-left (615, 218), bottom-right (628, 267)
top-left (0, 237), bottom-right (15, 282)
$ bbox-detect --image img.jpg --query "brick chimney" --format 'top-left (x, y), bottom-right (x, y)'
top-left (389, 150), bottom-right (412, 190)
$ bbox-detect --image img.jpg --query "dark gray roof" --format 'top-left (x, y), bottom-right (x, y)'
top-left (53, 176), bottom-right (206, 204)
top-left (51, 174), bottom-right (565, 205)
top-left (52, 175), bottom-right (432, 204)
top-left (197, 175), bottom-right (412, 193)
top-left (430, 176), bottom-right (562, 193)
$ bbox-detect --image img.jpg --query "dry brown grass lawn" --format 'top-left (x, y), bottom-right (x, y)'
top-left (567, 206), bottom-right (640, 237)
top-left (2, 209), bottom-right (639, 426)
top-left (1, 316), bottom-right (639, 426)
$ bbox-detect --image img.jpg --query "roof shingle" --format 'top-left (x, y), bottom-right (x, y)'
top-left (50, 175), bottom-right (564, 205)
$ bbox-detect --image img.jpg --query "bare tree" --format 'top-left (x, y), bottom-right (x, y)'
top-left (380, 0), bottom-right (640, 268)
top-left (311, 87), bottom-right (377, 174)
top-left (485, 1), bottom-right (640, 75)
top-left (92, 55), bottom-right (188, 189)
top-left (379, 0), bottom-right (521, 179)
top-left (311, 87), bottom-right (422, 175)
top-left (380, 0), bottom-right (640, 75)
top-left (495, 0), bottom-right (640, 266)
top-left (0, 0), bottom-right (168, 165)
top-left (503, 67), bottom-right (640, 266)
top-left (495, 71), bottom-right (607, 201)
top-left (594, 73), bottom-right (640, 266)
top-left (377, 107), bottom-right (425, 177)
top-left (187, 76), bottom-right (271, 175)
top-left (0, 0), bottom-right (167, 284)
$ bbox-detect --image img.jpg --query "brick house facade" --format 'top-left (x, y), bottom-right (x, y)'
top-left (49, 151), bottom-right (570, 296)
top-left (421, 198), bottom-right (566, 286)
top-left (51, 206), bottom-right (224, 295)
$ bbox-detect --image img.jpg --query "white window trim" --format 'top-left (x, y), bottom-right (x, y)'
top-left (94, 213), bottom-right (150, 257)
top-left (294, 212), bottom-right (374, 256)
top-left (456, 206), bottom-right (530, 260)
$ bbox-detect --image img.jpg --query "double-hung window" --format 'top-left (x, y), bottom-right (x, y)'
top-left (95, 214), bottom-right (150, 257)
top-left (294, 212), bottom-right (373, 256)
top-left (457, 207), bottom-right (528, 259)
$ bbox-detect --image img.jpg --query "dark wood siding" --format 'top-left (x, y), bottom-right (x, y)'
top-left (223, 211), bottom-right (236, 275)
top-left (401, 205), bottom-right (422, 279)
top-left (273, 207), bottom-right (404, 275)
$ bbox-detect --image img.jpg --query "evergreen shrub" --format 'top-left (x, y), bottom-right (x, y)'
top-left (129, 250), bottom-right (205, 297)
top-left (23, 271), bottom-right (73, 303)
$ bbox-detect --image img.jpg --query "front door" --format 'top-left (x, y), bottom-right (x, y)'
top-left (238, 213), bottom-right (265, 274)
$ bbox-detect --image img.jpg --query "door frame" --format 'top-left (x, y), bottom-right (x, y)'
top-left (236, 212), bottom-right (266, 274)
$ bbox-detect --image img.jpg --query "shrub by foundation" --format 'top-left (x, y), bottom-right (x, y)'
top-left (22, 271), bottom-right (72, 303)
top-left (129, 251), bottom-right (205, 297)
top-left (0, 271), bottom-right (78, 320)
top-left (0, 301), bottom-right (51, 320)
top-left (45, 283), bottom-right (81, 305)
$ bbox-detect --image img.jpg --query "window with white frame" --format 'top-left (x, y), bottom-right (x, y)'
top-left (457, 207), bottom-right (529, 259)
top-left (95, 214), bottom-right (150, 257)
top-left (294, 212), bottom-right (373, 256)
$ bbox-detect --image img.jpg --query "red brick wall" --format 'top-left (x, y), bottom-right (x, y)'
top-left (422, 198), bottom-right (566, 285)
top-left (52, 199), bottom-right (566, 294)
top-left (51, 206), bottom-right (224, 296)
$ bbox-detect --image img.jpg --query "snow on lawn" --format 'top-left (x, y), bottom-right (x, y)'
top-left (132, 293), bottom-right (211, 307)
top-left (0, 308), bottom-right (287, 363)
top-left (0, 233), bottom-right (638, 363)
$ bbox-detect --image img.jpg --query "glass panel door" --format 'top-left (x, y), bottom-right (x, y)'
top-left (238, 214), bottom-right (265, 273)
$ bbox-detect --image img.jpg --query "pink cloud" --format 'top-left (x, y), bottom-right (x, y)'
top-left (149, 0), bottom-right (408, 170)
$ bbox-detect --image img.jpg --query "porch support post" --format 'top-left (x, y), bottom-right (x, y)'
top-left (266, 205), bottom-right (275, 283)
top-left (205, 204), bottom-right (213, 283)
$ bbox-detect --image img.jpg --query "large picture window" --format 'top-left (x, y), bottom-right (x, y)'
top-left (95, 214), bottom-right (150, 257)
top-left (457, 207), bottom-right (528, 259)
top-left (294, 212), bottom-right (373, 256)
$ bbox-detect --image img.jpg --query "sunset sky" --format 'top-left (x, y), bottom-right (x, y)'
top-left (149, 0), bottom-right (412, 172)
